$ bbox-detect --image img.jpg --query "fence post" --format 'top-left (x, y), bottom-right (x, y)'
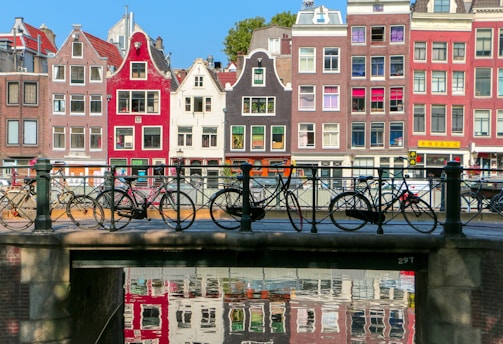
top-left (442, 160), bottom-right (464, 237)
top-left (240, 163), bottom-right (252, 232)
top-left (34, 158), bottom-right (52, 232)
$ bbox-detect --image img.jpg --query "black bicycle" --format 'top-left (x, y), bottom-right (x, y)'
top-left (329, 157), bottom-right (437, 233)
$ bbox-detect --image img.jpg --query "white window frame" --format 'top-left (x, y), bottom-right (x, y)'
top-left (474, 110), bottom-right (490, 137)
top-left (299, 85), bottom-right (315, 111)
top-left (70, 127), bottom-right (85, 150)
top-left (252, 67), bottom-right (266, 87)
top-left (299, 47), bottom-right (315, 73)
top-left (53, 126), bottom-right (65, 150)
top-left (452, 71), bottom-right (465, 95)
top-left (70, 65), bottom-right (85, 85)
top-left (322, 86), bottom-right (340, 111)
top-left (271, 125), bottom-right (286, 151)
top-left (90, 66), bottom-right (103, 83)
top-left (7, 120), bottom-right (19, 145)
top-left (323, 47), bottom-right (339, 73)
top-left (53, 65), bottom-right (65, 81)
top-left (476, 28), bottom-right (493, 58)
top-left (130, 62), bottom-right (147, 80)
top-left (414, 70), bottom-right (426, 93)
top-left (53, 94), bottom-right (66, 114)
top-left (72, 42), bottom-right (83, 58)
top-left (230, 125), bottom-right (245, 151)
top-left (432, 42), bottom-right (447, 62)
top-left (202, 127), bottom-right (218, 148)
top-left (142, 126), bottom-right (162, 150)
top-left (453, 42), bottom-right (466, 62)
top-left (70, 94), bottom-right (85, 115)
top-left (115, 127), bottom-right (134, 150)
top-left (431, 71), bottom-right (446, 93)
top-left (322, 123), bottom-right (340, 149)
top-left (250, 125), bottom-right (266, 151)
top-left (90, 127), bottom-right (102, 151)
top-left (90, 95), bottom-right (102, 115)
top-left (298, 123), bottom-right (315, 149)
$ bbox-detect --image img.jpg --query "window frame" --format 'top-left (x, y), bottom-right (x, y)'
top-left (70, 127), bottom-right (85, 150)
top-left (370, 87), bottom-right (385, 113)
top-left (390, 26), bottom-right (405, 44)
top-left (72, 42), bottom-right (83, 58)
top-left (90, 66), bottom-right (103, 83)
top-left (351, 56), bottom-right (366, 78)
top-left (298, 123), bottom-right (315, 149)
top-left (7, 120), bottom-right (19, 145)
top-left (322, 123), bottom-right (340, 149)
top-left (299, 47), bottom-right (315, 73)
top-left (414, 70), bottom-right (426, 93)
top-left (370, 122), bottom-right (385, 148)
top-left (452, 105), bottom-right (464, 134)
top-left (351, 26), bottom-right (366, 44)
top-left (474, 109), bottom-right (490, 137)
top-left (431, 71), bottom-right (447, 94)
top-left (453, 42), bottom-right (466, 62)
top-left (476, 28), bottom-right (493, 58)
top-left (432, 42), bottom-right (447, 62)
top-left (389, 122), bottom-right (404, 148)
top-left (242, 97), bottom-right (275, 115)
top-left (117, 90), bottom-right (160, 114)
top-left (23, 81), bottom-right (38, 105)
top-left (414, 42), bottom-right (427, 61)
top-left (231, 125), bottom-right (245, 151)
top-left (352, 88), bottom-right (366, 113)
top-left (298, 86), bottom-right (315, 111)
top-left (413, 104), bottom-right (426, 133)
top-left (252, 67), bottom-right (266, 86)
top-left (250, 125), bottom-right (266, 151)
top-left (371, 26), bottom-right (385, 44)
top-left (53, 126), bottom-right (66, 150)
top-left (131, 62), bottom-right (147, 80)
top-left (70, 94), bottom-right (85, 115)
top-left (142, 126), bottom-right (162, 150)
top-left (90, 127), bottom-right (102, 150)
top-left (202, 127), bottom-right (218, 148)
top-left (322, 85), bottom-right (340, 111)
top-left (452, 71), bottom-right (465, 95)
top-left (115, 127), bottom-right (134, 150)
top-left (271, 125), bottom-right (286, 151)
top-left (7, 81), bottom-right (19, 105)
top-left (351, 122), bottom-right (366, 148)
top-left (70, 65), bottom-right (85, 85)
top-left (53, 65), bottom-right (65, 81)
top-left (323, 47), bottom-right (339, 73)
top-left (431, 105), bottom-right (446, 134)
top-left (370, 56), bottom-right (385, 78)
top-left (53, 94), bottom-right (66, 114)
top-left (177, 126), bottom-right (193, 147)
top-left (475, 68), bottom-right (492, 97)
top-left (389, 56), bottom-right (404, 77)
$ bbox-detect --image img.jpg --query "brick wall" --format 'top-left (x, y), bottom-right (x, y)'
top-left (0, 245), bottom-right (29, 343)
top-left (472, 250), bottom-right (503, 344)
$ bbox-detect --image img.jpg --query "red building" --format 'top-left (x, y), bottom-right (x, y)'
top-left (107, 31), bottom-right (176, 177)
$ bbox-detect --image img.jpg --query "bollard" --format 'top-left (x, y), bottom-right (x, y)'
top-left (34, 158), bottom-right (52, 232)
top-left (240, 163), bottom-right (252, 232)
top-left (442, 161), bottom-right (465, 237)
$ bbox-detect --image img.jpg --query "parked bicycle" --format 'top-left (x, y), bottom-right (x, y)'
top-left (460, 177), bottom-right (503, 224)
top-left (208, 162), bottom-right (303, 231)
top-left (329, 157), bottom-right (438, 233)
top-left (0, 167), bottom-right (104, 231)
top-left (95, 166), bottom-right (196, 230)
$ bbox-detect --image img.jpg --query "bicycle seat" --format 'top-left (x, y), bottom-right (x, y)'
top-left (358, 176), bottom-right (374, 183)
top-left (24, 177), bottom-right (36, 185)
top-left (122, 176), bottom-right (137, 184)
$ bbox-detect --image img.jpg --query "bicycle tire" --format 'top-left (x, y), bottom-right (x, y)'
top-left (285, 190), bottom-right (303, 232)
top-left (66, 195), bottom-right (105, 230)
top-left (401, 196), bottom-right (437, 234)
top-left (489, 193), bottom-right (503, 215)
top-left (460, 191), bottom-right (482, 213)
top-left (160, 190), bottom-right (196, 230)
top-left (329, 191), bottom-right (372, 231)
top-left (209, 188), bottom-right (242, 230)
top-left (0, 191), bottom-right (36, 231)
top-left (95, 189), bottom-right (134, 230)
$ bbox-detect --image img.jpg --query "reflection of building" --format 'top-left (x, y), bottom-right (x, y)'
top-left (124, 267), bottom-right (415, 343)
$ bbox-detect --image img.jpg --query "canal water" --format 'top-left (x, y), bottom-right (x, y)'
top-left (124, 267), bottom-right (415, 343)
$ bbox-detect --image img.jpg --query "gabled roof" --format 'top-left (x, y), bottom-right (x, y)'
top-left (84, 31), bottom-right (123, 68)
top-left (22, 23), bottom-right (57, 54)
top-left (217, 71), bottom-right (237, 89)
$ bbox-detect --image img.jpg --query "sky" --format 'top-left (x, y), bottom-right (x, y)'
top-left (1, 0), bottom-right (347, 69)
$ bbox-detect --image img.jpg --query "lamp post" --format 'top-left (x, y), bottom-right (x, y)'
top-left (175, 149), bottom-right (183, 231)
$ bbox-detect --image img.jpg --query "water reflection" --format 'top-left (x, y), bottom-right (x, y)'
top-left (124, 268), bottom-right (415, 344)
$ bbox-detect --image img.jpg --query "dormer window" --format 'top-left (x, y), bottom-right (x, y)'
top-left (72, 42), bottom-right (83, 58)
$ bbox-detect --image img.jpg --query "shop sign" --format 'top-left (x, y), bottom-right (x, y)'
top-left (418, 140), bottom-right (460, 149)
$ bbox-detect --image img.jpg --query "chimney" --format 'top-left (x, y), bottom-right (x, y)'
top-left (155, 36), bottom-right (164, 50)
top-left (39, 24), bottom-right (57, 49)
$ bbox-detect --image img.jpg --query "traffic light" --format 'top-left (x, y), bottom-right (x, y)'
top-left (409, 151), bottom-right (417, 166)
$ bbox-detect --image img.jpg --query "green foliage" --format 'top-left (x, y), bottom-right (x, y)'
top-left (223, 11), bottom-right (297, 63)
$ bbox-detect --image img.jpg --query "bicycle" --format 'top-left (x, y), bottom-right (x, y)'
top-left (460, 177), bottom-right (503, 224)
top-left (329, 157), bottom-right (438, 233)
top-left (95, 166), bottom-right (196, 230)
top-left (208, 163), bottom-right (303, 231)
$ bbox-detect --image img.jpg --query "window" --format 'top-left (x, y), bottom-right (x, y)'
top-left (352, 123), bottom-right (365, 148)
top-left (251, 126), bottom-right (265, 150)
top-left (390, 26), bottom-right (404, 43)
top-left (352, 56), bottom-right (365, 77)
top-left (432, 42), bottom-right (447, 61)
top-left (371, 56), bottom-right (384, 77)
top-left (390, 122), bottom-right (404, 147)
top-left (242, 97), bottom-right (275, 114)
top-left (452, 72), bottom-right (465, 95)
top-left (118, 90), bottom-right (160, 113)
top-left (323, 86), bottom-right (339, 111)
top-left (299, 123), bottom-right (315, 148)
top-left (414, 42), bottom-right (426, 61)
top-left (299, 47), bottom-right (315, 73)
top-left (88, 95), bottom-right (102, 115)
top-left (231, 126), bottom-right (245, 150)
top-left (351, 27), bottom-right (365, 44)
top-left (271, 126), bottom-right (285, 150)
top-left (390, 56), bottom-right (404, 77)
top-left (7, 82), bottom-right (19, 104)
top-left (70, 127), bottom-right (84, 149)
top-left (498, 68), bottom-right (503, 97)
top-left (371, 122), bottom-right (384, 148)
top-left (475, 68), bottom-right (491, 97)
top-left (53, 127), bottom-right (65, 149)
top-left (23, 82), bottom-right (37, 105)
top-left (143, 127), bottom-right (161, 149)
top-left (90, 127), bottom-right (102, 150)
top-left (500, 29), bottom-right (503, 57)
top-left (70, 66), bottom-right (85, 84)
top-left (299, 86), bottom-right (315, 111)
top-left (90, 66), bottom-right (103, 82)
top-left (202, 127), bottom-right (217, 148)
top-left (371, 26), bottom-right (385, 43)
top-left (452, 106), bottom-right (464, 134)
top-left (476, 29), bottom-right (492, 57)
top-left (352, 88), bottom-right (366, 113)
top-left (53, 65), bottom-right (65, 81)
top-left (72, 42), bottom-right (83, 58)
top-left (431, 105), bottom-right (446, 133)
top-left (453, 43), bottom-right (465, 61)
top-left (7, 120), bottom-right (19, 145)
top-left (131, 62), bottom-right (146, 79)
top-left (373, 4), bottom-right (384, 12)
top-left (414, 71), bottom-right (426, 93)
top-left (389, 87), bottom-right (404, 112)
top-left (434, 0), bottom-right (449, 12)
top-left (53, 94), bottom-right (65, 113)
top-left (431, 71), bottom-right (446, 93)
top-left (268, 37), bottom-right (280, 55)
top-left (323, 123), bottom-right (339, 148)
top-left (205, 98), bottom-right (212, 112)
top-left (253, 68), bottom-right (265, 86)
top-left (23, 120), bottom-right (37, 145)
top-left (323, 48), bottom-right (339, 72)
top-left (371, 88), bottom-right (384, 112)
top-left (115, 127), bottom-right (134, 149)
top-left (178, 126), bottom-right (192, 146)
top-left (413, 105), bottom-right (425, 133)
top-left (497, 110), bottom-right (503, 137)
top-left (70, 95), bottom-right (85, 114)
top-left (194, 75), bottom-right (203, 87)
top-left (142, 305), bottom-right (160, 329)
top-left (474, 110), bottom-right (490, 137)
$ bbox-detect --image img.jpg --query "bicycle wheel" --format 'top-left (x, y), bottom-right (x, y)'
top-left (0, 191), bottom-right (36, 231)
top-left (160, 191), bottom-right (196, 230)
top-left (209, 188), bottom-right (242, 230)
top-left (460, 191), bottom-right (482, 213)
top-left (401, 196), bottom-right (437, 234)
top-left (66, 195), bottom-right (105, 230)
top-left (488, 193), bottom-right (503, 215)
top-left (329, 192), bottom-right (372, 231)
top-left (285, 191), bottom-right (303, 232)
top-left (95, 189), bottom-right (134, 230)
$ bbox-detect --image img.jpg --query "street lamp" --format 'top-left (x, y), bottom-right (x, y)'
top-left (175, 148), bottom-right (183, 231)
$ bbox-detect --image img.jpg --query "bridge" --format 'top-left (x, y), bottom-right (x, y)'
top-left (1, 160), bottom-right (503, 343)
